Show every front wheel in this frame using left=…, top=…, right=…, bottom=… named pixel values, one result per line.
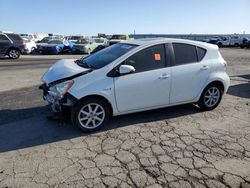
left=198, top=84, right=223, bottom=110
left=71, top=98, right=110, bottom=132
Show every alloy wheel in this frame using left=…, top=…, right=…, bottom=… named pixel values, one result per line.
left=78, top=103, right=105, bottom=129
left=204, top=87, right=220, bottom=107
left=9, top=49, right=20, bottom=59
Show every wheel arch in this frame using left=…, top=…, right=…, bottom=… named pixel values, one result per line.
left=196, top=79, right=227, bottom=102
left=6, top=47, right=21, bottom=55
left=205, top=80, right=225, bottom=93
left=77, top=94, right=114, bottom=116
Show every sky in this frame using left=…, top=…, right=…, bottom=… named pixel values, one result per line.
left=0, top=0, right=249, bottom=35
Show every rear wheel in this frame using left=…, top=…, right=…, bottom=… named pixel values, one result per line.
left=217, top=43, right=222, bottom=48
left=71, top=98, right=110, bottom=132
left=8, top=48, right=20, bottom=59
left=198, top=84, right=223, bottom=110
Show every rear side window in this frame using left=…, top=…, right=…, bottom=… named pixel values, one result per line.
left=197, top=47, right=207, bottom=61
left=173, top=43, right=198, bottom=65
left=0, top=35, right=9, bottom=41
left=6, top=34, right=23, bottom=41
left=123, top=44, right=166, bottom=73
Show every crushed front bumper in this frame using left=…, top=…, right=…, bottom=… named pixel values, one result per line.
left=39, top=84, right=77, bottom=113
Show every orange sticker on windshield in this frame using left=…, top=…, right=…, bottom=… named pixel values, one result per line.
left=154, top=54, right=161, bottom=61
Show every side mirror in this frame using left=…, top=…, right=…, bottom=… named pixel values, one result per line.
left=119, top=65, right=135, bottom=75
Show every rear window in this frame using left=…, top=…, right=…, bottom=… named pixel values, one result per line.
left=6, top=34, right=23, bottom=41
left=173, top=43, right=198, bottom=65
left=197, top=47, right=207, bottom=61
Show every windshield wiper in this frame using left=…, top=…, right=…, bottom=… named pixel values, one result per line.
left=75, top=59, right=95, bottom=69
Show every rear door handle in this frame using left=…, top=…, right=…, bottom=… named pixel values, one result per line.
left=200, top=65, right=209, bottom=70
left=159, top=74, right=170, bottom=79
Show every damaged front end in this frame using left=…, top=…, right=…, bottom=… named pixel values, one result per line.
left=39, top=81, right=77, bottom=113
left=39, top=58, right=92, bottom=113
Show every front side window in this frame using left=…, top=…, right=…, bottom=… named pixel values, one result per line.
left=123, top=44, right=166, bottom=73
left=173, top=43, right=198, bottom=65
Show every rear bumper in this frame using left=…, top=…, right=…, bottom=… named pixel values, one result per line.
left=72, top=48, right=88, bottom=54
left=21, top=48, right=30, bottom=54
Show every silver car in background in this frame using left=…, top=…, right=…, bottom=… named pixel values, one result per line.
left=72, top=38, right=97, bottom=54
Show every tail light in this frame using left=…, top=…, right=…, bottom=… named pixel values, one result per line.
left=21, top=41, right=27, bottom=48
left=223, top=61, right=227, bottom=70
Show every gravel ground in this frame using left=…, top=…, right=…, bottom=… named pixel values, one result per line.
left=0, top=48, right=249, bottom=188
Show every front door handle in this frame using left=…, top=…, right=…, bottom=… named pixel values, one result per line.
left=159, top=74, right=170, bottom=79
left=200, top=65, right=209, bottom=70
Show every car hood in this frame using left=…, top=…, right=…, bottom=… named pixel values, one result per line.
left=42, top=44, right=59, bottom=47
left=37, top=43, right=48, bottom=46
left=110, top=39, right=124, bottom=42
left=74, top=44, right=88, bottom=47
left=42, top=59, right=90, bottom=85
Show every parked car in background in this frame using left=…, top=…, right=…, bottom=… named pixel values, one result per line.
left=20, top=33, right=38, bottom=42
left=65, top=36, right=85, bottom=43
left=35, top=33, right=49, bottom=41
left=208, top=35, right=243, bottom=47
left=92, top=37, right=108, bottom=47
left=109, top=34, right=133, bottom=46
left=39, top=40, right=73, bottom=54
left=240, top=38, right=250, bottom=48
left=72, top=38, right=97, bottom=54
left=40, top=38, right=230, bottom=132
left=0, top=33, right=29, bottom=59
left=229, top=35, right=242, bottom=47
left=22, top=38, right=37, bottom=54
left=36, top=36, right=63, bottom=43
left=214, top=37, right=230, bottom=47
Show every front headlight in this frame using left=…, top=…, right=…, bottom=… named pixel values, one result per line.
left=50, top=80, right=74, bottom=98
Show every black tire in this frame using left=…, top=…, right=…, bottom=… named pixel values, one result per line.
left=31, top=47, right=36, bottom=54
left=217, top=43, right=222, bottom=48
left=198, top=83, right=223, bottom=111
left=8, top=48, right=21, bottom=59
left=71, top=98, right=110, bottom=132
left=57, top=47, right=63, bottom=54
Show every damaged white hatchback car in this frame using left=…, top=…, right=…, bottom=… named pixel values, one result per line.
left=40, top=38, right=230, bottom=132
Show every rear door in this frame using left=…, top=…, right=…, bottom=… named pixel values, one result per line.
left=0, top=34, right=11, bottom=55
left=114, top=44, right=172, bottom=112
left=170, top=43, right=210, bottom=104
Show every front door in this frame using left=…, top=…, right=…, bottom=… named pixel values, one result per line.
left=114, top=44, right=171, bottom=112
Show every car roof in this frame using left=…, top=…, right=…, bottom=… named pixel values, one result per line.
left=123, top=38, right=218, bottom=50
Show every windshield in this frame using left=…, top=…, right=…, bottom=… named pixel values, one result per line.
left=76, top=39, right=88, bottom=44
left=68, top=36, right=82, bottom=40
left=77, top=43, right=137, bottom=69
left=39, top=37, right=50, bottom=43
left=94, top=38, right=104, bottom=43
left=48, top=40, right=63, bottom=44
left=111, top=35, right=127, bottom=40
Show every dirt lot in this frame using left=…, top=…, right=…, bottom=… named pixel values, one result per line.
left=0, top=49, right=249, bottom=188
